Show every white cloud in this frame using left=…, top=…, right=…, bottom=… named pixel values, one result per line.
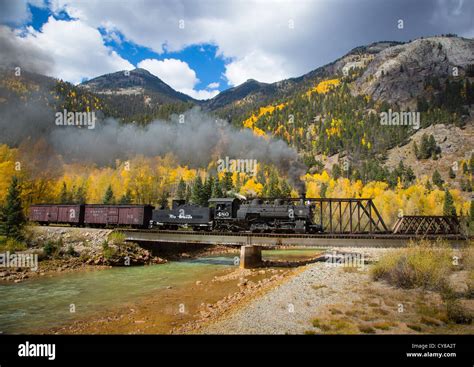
left=224, top=50, right=289, bottom=86
left=137, top=58, right=198, bottom=91
left=0, top=0, right=47, bottom=25
left=207, top=82, right=220, bottom=89
left=20, top=16, right=133, bottom=84
left=137, top=58, right=219, bottom=100
left=180, top=88, right=219, bottom=100
left=47, top=0, right=474, bottom=88
left=49, top=0, right=322, bottom=85
left=5, top=0, right=473, bottom=91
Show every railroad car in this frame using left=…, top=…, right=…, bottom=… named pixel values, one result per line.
left=28, top=198, right=324, bottom=234
left=28, top=204, right=84, bottom=226
left=84, top=204, right=154, bottom=228
left=150, top=200, right=213, bottom=230
left=28, top=204, right=153, bottom=228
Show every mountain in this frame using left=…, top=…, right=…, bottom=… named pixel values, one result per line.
left=204, top=37, right=473, bottom=120
left=202, top=41, right=406, bottom=120
left=0, top=35, right=472, bottom=198
left=204, top=79, right=276, bottom=110
left=351, top=36, right=474, bottom=108
left=207, top=35, right=473, bottom=197
left=80, top=68, right=196, bottom=104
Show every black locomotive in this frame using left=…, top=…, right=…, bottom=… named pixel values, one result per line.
left=150, top=197, right=323, bottom=234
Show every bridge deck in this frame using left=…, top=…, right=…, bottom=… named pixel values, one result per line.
left=122, top=230, right=468, bottom=248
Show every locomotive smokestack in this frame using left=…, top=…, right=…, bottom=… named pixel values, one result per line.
left=300, top=191, right=306, bottom=205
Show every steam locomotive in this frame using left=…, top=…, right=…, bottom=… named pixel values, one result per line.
left=29, top=197, right=324, bottom=234
left=151, top=197, right=323, bottom=233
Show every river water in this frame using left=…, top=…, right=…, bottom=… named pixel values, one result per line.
left=0, top=248, right=322, bottom=334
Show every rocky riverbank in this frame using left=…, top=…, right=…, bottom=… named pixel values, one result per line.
left=184, top=247, right=474, bottom=335
left=0, top=226, right=166, bottom=283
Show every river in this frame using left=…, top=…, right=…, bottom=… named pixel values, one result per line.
left=0, top=248, right=323, bottom=334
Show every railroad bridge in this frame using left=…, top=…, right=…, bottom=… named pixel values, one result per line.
left=121, top=198, right=468, bottom=268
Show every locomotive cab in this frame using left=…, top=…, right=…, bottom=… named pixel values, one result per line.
left=208, top=198, right=240, bottom=219
left=209, top=198, right=243, bottom=231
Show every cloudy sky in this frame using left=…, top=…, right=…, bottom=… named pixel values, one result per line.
left=0, top=0, right=473, bottom=99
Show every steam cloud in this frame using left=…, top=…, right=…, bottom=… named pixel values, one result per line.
left=51, top=108, right=307, bottom=193
left=0, top=99, right=306, bottom=192
left=0, top=26, right=305, bottom=193
left=0, top=26, right=54, bottom=75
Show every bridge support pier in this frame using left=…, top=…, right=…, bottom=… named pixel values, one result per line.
left=240, top=245, right=262, bottom=269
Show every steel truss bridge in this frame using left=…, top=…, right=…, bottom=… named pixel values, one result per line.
left=122, top=198, right=468, bottom=247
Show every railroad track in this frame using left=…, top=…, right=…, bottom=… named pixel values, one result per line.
left=123, top=228, right=468, bottom=240
left=121, top=228, right=469, bottom=247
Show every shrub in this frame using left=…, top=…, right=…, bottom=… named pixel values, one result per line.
left=66, top=244, right=77, bottom=257
left=358, top=324, right=376, bottom=334
left=43, top=239, right=63, bottom=258
left=102, top=240, right=117, bottom=260
left=108, top=231, right=126, bottom=244
left=0, top=238, right=27, bottom=253
left=371, top=240, right=453, bottom=290
left=446, top=300, right=472, bottom=324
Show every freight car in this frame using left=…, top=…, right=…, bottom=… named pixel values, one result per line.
left=28, top=204, right=84, bottom=226
left=28, top=204, right=153, bottom=228
left=83, top=204, right=154, bottom=228
left=29, top=197, right=324, bottom=234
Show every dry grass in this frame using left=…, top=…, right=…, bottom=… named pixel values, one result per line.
left=311, top=284, right=327, bottom=291
left=461, top=245, right=474, bottom=298
left=371, top=240, right=453, bottom=291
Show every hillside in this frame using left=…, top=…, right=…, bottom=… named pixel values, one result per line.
left=0, top=35, right=472, bottom=200
left=384, top=121, right=474, bottom=192
left=352, top=36, right=474, bottom=108
left=80, top=68, right=196, bottom=103
left=227, top=36, right=473, bottom=188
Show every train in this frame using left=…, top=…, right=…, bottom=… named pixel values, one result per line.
left=28, top=197, right=324, bottom=234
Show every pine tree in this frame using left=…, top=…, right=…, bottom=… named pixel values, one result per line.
left=103, top=185, right=115, bottom=204
left=425, top=180, right=433, bottom=191
left=419, top=134, right=429, bottom=159
left=265, top=171, right=281, bottom=198
left=449, top=167, right=456, bottom=179
left=74, top=185, right=87, bottom=204
left=462, top=162, right=469, bottom=174
left=413, top=141, right=420, bottom=159
left=158, top=190, right=169, bottom=209
left=185, top=185, right=192, bottom=202
left=203, top=176, right=213, bottom=205
left=443, top=189, right=456, bottom=216
left=432, top=170, right=444, bottom=188
left=222, top=172, right=233, bottom=193
left=191, top=176, right=204, bottom=205
left=59, top=182, right=69, bottom=204
left=176, top=178, right=187, bottom=200
left=0, top=176, right=25, bottom=240
left=320, top=183, right=328, bottom=198
left=119, top=189, right=132, bottom=204
left=211, top=178, right=223, bottom=198
left=280, top=180, right=292, bottom=198
left=332, top=164, right=342, bottom=179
